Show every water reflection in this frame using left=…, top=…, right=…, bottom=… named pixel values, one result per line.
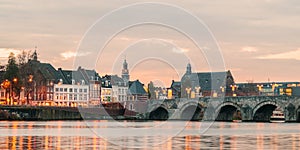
left=0, top=121, right=300, bottom=149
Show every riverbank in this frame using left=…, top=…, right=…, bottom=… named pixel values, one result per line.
left=0, top=106, right=132, bottom=121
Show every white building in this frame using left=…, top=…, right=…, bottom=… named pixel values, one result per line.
left=54, top=82, right=89, bottom=107
left=55, top=67, right=102, bottom=107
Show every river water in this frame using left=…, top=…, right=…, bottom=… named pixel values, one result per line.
left=0, top=120, right=300, bottom=149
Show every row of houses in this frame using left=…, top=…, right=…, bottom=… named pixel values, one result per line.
left=0, top=50, right=147, bottom=107
left=1, top=50, right=299, bottom=107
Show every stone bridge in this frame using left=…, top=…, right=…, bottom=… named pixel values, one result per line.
left=130, top=96, right=300, bottom=122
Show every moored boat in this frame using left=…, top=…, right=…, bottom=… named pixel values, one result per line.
left=270, top=108, right=285, bottom=123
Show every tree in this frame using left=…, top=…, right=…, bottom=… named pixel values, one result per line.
left=3, top=52, right=21, bottom=100
left=4, top=52, right=19, bottom=81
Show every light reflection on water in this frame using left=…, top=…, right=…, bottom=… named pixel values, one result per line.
left=0, top=121, right=300, bottom=149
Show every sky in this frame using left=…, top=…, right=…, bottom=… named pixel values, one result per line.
left=1, top=0, right=300, bottom=87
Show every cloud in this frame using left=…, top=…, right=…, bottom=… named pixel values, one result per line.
left=0, top=48, right=29, bottom=63
left=257, top=48, right=300, bottom=60
left=172, top=47, right=189, bottom=53
left=241, top=46, right=258, bottom=52
left=60, top=51, right=91, bottom=59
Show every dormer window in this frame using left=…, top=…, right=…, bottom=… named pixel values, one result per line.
left=82, top=80, right=85, bottom=85
left=72, top=79, right=75, bottom=85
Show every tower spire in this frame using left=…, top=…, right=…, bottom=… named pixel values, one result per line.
left=122, top=58, right=129, bottom=82
left=33, top=46, right=38, bottom=61
left=186, top=62, right=192, bottom=75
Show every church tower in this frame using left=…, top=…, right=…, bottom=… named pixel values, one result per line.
left=122, top=59, right=130, bottom=82
left=186, top=62, right=192, bottom=75
left=32, top=46, right=39, bottom=62
left=32, top=47, right=37, bottom=61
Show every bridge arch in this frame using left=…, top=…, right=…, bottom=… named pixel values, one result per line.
left=252, top=101, right=279, bottom=122
left=295, top=105, right=300, bottom=122
left=215, top=101, right=242, bottom=121
left=149, top=104, right=169, bottom=120
left=179, top=102, right=203, bottom=121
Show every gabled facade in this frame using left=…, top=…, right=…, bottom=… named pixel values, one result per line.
left=128, top=80, right=148, bottom=101
left=101, top=75, right=112, bottom=103
left=179, top=63, right=235, bottom=98
left=55, top=67, right=101, bottom=107
left=20, top=50, right=59, bottom=105
left=101, top=75, right=128, bottom=103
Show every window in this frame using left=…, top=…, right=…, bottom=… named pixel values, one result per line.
left=69, top=88, right=73, bottom=92
left=84, top=88, right=87, bottom=93
left=60, top=88, right=63, bottom=92
left=74, top=94, right=77, bottom=100
left=55, top=88, right=59, bottom=92
left=79, top=89, right=82, bottom=93
left=129, top=103, right=134, bottom=110
left=69, top=94, right=73, bottom=100
left=74, top=88, right=78, bottom=93
left=64, top=88, right=67, bottom=92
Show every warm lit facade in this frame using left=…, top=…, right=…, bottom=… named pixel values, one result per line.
left=0, top=88, right=6, bottom=105
left=101, top=74, right=129, bottom=103
left=89, top=80, right=101, bottom=105
left=101, top=77, right=112, bottom=103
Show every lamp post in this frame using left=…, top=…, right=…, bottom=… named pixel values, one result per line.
left=154, top=89, right=159, bottom=99
left=11, top=78, right=17, bottom=105
left=195, top=86, right=201, bottom=97
left=257, top=84, right=263, bottom=96
left=28, top=75, right=36, bottom=101
left=230, top=85, right=238, bottom=97
left=220, top=86, right=225, bottom=97
left=2, top=79, right=10, bottom=105
left=185, top=87, right=191, bottom=99
left=2, top=78, right=18, bottom=105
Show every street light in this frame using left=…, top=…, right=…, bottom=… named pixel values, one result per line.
left=230, top=85, right=238, bottom=97
left=28, top=75, right=36, bottom=101
left=257, top=84, right=263, bottom=96
left=195, top=86, right=201, bottom=97
left=2, top=78, right=18, bottom=105
left=2, top=79, right=10, bottom=105
left=271, top=83, right=278, bottom=96
left=220, top=86, right=225, bottom=93
left=11, top=78, right=18, bottom=105
left=185, top=87, right=191, bottom=99
left=154, top=89, right=159, bottom=99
